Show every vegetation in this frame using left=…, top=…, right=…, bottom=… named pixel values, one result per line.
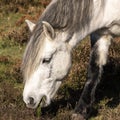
left=0, top=0, right=120, bottom=120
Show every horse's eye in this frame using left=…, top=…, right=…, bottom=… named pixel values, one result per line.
left=42, top=58, right=51, bottom=64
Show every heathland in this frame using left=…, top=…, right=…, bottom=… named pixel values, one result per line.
left=0, top=0, right=120, bottom=120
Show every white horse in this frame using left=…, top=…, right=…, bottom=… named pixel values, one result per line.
left=22, top=0, right=120, bottom=119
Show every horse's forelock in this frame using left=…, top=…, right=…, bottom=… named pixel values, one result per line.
left=21, top=33, right=45, bottom=81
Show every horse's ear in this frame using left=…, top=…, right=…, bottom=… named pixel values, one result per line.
left=25, top=19, right=36, bottom=32
left=42, top=21, right=55, bottom=40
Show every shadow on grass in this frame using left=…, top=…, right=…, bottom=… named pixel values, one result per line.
left=96, top=57, right=120, bottom=108
left=38, top=88, right=82, bottom=118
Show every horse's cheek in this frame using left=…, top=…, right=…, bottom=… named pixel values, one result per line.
left=52, top=52, right=71, bottom=79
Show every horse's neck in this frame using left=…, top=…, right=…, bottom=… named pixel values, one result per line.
left=68, top=5, right=106, bottom=48
left=68, top=25, right=99, bottom=48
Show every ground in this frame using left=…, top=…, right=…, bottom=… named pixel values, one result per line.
left=0, top=0, right=120, bottom=120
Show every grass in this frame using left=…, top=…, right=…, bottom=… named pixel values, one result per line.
left=0, top=0, right=120, bottom=120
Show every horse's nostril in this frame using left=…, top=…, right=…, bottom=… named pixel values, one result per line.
left=29, top=97, right=34, bottom=105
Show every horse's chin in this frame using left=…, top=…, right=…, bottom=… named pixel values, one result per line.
left=39, top=95, right=51, bottom=107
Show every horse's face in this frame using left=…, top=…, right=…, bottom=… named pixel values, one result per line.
left=23, top=21, right=72, bottom=109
